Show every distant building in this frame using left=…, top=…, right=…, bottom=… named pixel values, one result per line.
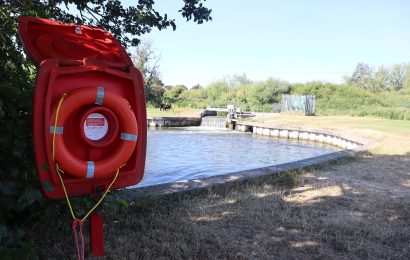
left=281, top=95, right=316, bottom=115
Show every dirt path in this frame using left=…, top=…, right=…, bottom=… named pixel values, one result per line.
left=281, top=154, right=410, bottom=259
left=87, top=155, right=408, bottom=259
left=298, top=154, right=410, bottom=198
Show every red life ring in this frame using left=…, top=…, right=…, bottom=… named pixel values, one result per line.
left=50, top=87, right=138, bottom=179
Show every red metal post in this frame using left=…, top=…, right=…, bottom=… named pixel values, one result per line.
left=90, top=212, right=104, bottom=256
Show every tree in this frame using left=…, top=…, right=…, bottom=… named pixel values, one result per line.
left=348, top=63, right=408, bottom=92
left=388, top=64, right=406, bottom=91
left=147, top=83, right=166, bottom=106
left=347, top=63, right=375, bottom=91
left=374, top=65, right=390, bottom=91
left=191, top=84, right=202, bottom=89
left=248, top=77, right=289, bottom=106
left=402, top=64, right=410, bottom=91
left=133, top=40, right=161, bottom=83
left=227, top=73, right=252, bottom=87
left=132, top=39, right=165, bottom=106
left=0, top=1, right=212, bottom=258
left=1, top=0, right=212, bottom=47
left=235, top=89, right=247, bottom=103
left=163, top=85, right=174, bottom=90
left=164, top=85, right=188, bottom=102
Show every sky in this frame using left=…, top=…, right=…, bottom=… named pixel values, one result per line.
left=127, top=0, right=410, bottom=88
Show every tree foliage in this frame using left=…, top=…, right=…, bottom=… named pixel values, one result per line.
left=163, top=85, right=188, bottom=102
left=248, top=77, right=289, bottom=105
left=177, top=77, right=290, bottom=109
left=174, top=63, right=410, bottom=119
left=347, top=62, right=409, bottom=92
left=132, top=39, right=165, bottom=106
left=348, top=63, right=374, bottom=89
left=1, top=0, right=212, bottom=47
left=133, top=40, right=161, bottom=83
left=0, top=0, right=211, bottom=258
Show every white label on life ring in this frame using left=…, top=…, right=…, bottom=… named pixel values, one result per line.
left=83, top=113, right=108, bottom=141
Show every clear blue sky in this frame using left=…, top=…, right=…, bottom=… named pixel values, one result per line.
left=130, top=0, right=410, bottom=87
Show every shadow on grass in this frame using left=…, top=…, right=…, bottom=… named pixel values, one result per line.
left=34, top=154, right=410, bottom=259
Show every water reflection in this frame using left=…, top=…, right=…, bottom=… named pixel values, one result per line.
left=136, top=127, right=338, bottom=187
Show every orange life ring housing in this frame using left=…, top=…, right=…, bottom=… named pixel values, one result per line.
left=50, top=87, right=138, bottom=179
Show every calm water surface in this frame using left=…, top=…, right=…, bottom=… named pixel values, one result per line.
left=136, top=127, right=338, bottom=187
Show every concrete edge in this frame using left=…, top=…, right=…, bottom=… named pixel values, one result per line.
left=124, top=149, right=358, bottom=200
left=147, top=116, right=202, bottom=120
left=147, top=116, right=201, bottom=127
left=236, top=122, right=376, bottom=151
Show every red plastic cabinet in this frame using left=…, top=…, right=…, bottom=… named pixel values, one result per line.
left=18, top=16, right=147, bottom=199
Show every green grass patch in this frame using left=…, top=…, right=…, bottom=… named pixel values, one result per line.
left=146, top=106, right=203, bottom=117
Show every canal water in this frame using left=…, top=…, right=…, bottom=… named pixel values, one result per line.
left=135, top=127, right=339, bottom=188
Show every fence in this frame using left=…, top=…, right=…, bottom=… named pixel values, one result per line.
left=281, top=95, right=316, bottom=115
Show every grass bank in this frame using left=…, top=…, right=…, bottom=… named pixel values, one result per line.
left=249, top=115, right=410, bottom=155
left=147, top=106, right=203, bottom=118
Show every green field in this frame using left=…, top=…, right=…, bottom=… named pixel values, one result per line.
left=146, top=106, right=203, bottom=118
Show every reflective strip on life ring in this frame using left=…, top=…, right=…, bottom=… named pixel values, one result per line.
left=50, top=87, right=138, bottom=179
left=95, top=86, right=104, bottom=105
left=86, top=161, right=95, bottom=179
left=50, top=126, right=64, bottom=134
left=120, top=133, right=138, bottom=141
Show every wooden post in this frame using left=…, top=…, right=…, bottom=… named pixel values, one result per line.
left=90, top=212, right=104, bottom=256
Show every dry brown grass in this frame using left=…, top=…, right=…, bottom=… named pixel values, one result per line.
left=35, top=154, right=410, bottom=259
left=147, top=107, right=203, bottom=118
